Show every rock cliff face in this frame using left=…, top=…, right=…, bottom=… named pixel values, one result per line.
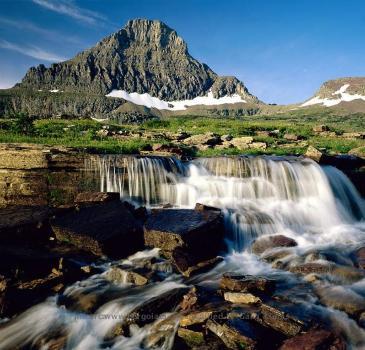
left=19, top=19, right=256, bottom=102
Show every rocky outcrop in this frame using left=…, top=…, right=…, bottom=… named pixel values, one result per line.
left=0, top=144, right=93, bottom=207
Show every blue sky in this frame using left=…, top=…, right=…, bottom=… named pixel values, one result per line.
left=0, top=0, right=364, bottom=104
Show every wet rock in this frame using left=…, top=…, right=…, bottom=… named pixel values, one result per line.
left=144, top=208, right=224, bottom=275
left=105, top=267, right=148, bottom=286
left=177, top=328, right=205, bottom=347
left=355, top=247, right=365, bottom=269
left=260, top=304, right=305, bottom=337
left=144, top=313, right=180, bottom=348
left=224, top=292, right=261, bottom=304
left=251, top=235, right=297, bottom=255
left=289, top=263, right=333, bottom=275
left=180, top=287, right=199, bottom=311
left=305, top=146, right=323, bottom=162
left=207, top=317, right=283, bottom=350
left=51, top=201, right=143, bottom=259
left=171, top=251, right=223, bottom=277
left=279, top=328, right=346, bottom=350
left=1, top=271, right=65, bottom=317
left=220, top=274, right=275, bottom=295
left=315, top=285, right=365, bottom=316
left=180, top=310, right=213, bottom=327
left=126, top=286, right=190, bottom=326
left=74, top=192, right=120, bottom=206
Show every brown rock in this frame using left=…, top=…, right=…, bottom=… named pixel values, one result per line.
left=74, top=192, right=120, bottom=205
left=251, top=235, right=297, bottom=255
left=313, top=125, right=330, bottom=133
left=180, top=310, right=213, bottom=327
left=224, top=292, right=261, bottom=304
left=220, top=274, right=275, bottom=294
left=284, top=134, right=301, bottom=141
left=260, top=304, right=305, bottom=337
left=305, top=146, right=323, bottom=162
left=355, top=247, right=365, bottom=269
left=289, top=263, right=333, bottom=275
left=279, top=328, right=346, bottom=350
left=105, top=267, right=148, bottom=286
left=177, top=328, right=205, bottom=347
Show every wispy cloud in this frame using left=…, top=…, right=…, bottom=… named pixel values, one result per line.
left=0, top=17, right=82, bottom=44
left=0, top=39, right=66, bottom=62
left=32, top=0, right=107, bottom=25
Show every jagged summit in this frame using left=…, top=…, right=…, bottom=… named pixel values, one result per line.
left=19, top=18, right=258, bottom=104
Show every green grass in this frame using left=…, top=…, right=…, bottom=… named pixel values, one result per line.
left=0, top=115, right=363, bottom=156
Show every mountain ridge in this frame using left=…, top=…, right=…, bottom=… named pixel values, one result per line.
left=18, top=18, right=258, bottom=104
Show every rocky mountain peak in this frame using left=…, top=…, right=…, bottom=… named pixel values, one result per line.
left=18, top=18, right=258, bottom=103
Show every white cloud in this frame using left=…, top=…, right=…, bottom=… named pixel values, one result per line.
left=32, top=0, right=107, bottom=25
left=0, top=39, right=66, bottom=62
left=0, top=17, right=82, bottom=44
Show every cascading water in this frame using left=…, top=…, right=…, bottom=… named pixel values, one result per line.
left=1, top=155, right=365, bottom=349
left=90, top=155, right=365, bottom=251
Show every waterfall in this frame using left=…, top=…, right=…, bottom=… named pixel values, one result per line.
left=1, top=155, right=364, bottom=350
left=87, top=155, right=365, bottom=251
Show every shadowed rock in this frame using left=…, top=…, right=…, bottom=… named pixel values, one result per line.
left=52, top=201, right=143, bottom=258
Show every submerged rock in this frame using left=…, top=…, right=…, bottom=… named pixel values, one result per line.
left=51, top=201, right=143, bottom=259
left=251, top=235, right=297, bottom=255
left=315, top=285, right=365, bottom=317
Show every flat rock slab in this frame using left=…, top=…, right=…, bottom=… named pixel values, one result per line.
left=144, top=209, right=224, bottom=256
left=220, top=273, right=275, bottom=294
left=51, top=201, right=143, bottom=258
left=75, top=192, right=120, bottom=206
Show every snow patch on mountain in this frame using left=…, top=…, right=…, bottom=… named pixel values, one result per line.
left=106, top=90, right=246, bottom=110
left=301, top=84, right=365, bottom=107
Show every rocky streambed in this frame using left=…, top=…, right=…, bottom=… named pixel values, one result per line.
left=0, top=144, right=365, bottom=349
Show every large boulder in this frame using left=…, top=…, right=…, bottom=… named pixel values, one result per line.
left=144, top=207, right=224, bottom=275
left=251, top=235, right=297, bottom=255
left=51, top=201, right=143, bottom=258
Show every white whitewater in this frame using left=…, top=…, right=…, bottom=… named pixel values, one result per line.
left=1, top=155, right=365, bottom=349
